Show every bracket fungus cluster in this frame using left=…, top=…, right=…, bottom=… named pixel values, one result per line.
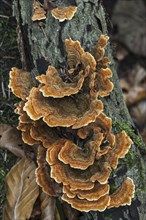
left=9, top=35, right=135, bottom=212
left=32, top=0, right=77, bottom=22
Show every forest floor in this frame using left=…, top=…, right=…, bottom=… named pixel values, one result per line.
left=0, top=0, right=146, bottom=219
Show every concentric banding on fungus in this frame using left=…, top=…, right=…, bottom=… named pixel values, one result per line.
left=65, top=39, right=96, bottom=71
left=106, top=131, right=133, bottom=169
left=36, top=66, right=89, bottom=98
left=50, top=159, right=111, bottom=191
left=36, top=146, right=59, bottom=196
left=24, top=87, right=103, bottom=128
left=62, top=194, right=111, bottom=212
left=63, top=183, right=109, bottom=201
left=58, top=139, right=96, bottom=170
left=94, top=68, right=114, bottom=97
left=51, top=6, right=77, bottom=22
left=92, top=35, right=109, bottom=62
left=15, top=101, right=32, bottom=124
left=108, top=177, right=135, bottom=208
left=9, top=67, right=35, bottom=101
left=17, top=123, right=38, bottom=146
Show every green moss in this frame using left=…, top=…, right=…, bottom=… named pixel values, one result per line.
left=113, top=120, right=146, bottom=192
left=124, top=151, right=134, bottom=169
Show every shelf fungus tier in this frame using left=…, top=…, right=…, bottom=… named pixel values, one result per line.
left=9, top=35, right=135, bottom=212
left=43, top=120, right=134, bottom=211
left=9, top=67, right=35, bottom=101
left=51, top=6, right=77, bottom=22
left=36, top=146, right=61, bottom=196
left=32, top=0, right=46, bottom=21
left=24, top=87, right=103, bottom=128
left=36, top=65, right=89, bottom=98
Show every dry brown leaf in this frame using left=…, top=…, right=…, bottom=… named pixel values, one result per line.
left=0, top=124, right=26, bottom=158
left=112, top=0, right=146, bottom=56
left=55, top=208, right=61, bottom=220
left=62, top=201, right=80, bottom=220
left=40, top=191, right=61, bottom=220
left=3, top=158, right=39, bottom=220
left=40, top=191, right=56, bottom=220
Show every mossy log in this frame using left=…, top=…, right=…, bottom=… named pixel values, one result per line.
left=12, top=0, right=146, bottom=219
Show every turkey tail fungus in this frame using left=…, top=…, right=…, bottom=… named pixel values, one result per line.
left=9, top=35, right=135, bottom=212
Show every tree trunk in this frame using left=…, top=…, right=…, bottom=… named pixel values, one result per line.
left=13, top=0, right=146, bottom=219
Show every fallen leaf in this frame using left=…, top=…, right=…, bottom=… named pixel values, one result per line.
left=126, top=86, right=146, bottom=106
left=0, top=124, right=26, bottom=157
left=62, top=201, right=80, bottom=220
left=3, top=158, right=39, bottom=220
left=130, top=101, right=146, bottom=129
left=55, top=208, right=61, bottom=220
left=40, top=191, right=56, bottom=220
left=112, top=0, right=146, bottom=56
left=40, top=190, right=61, bottom=220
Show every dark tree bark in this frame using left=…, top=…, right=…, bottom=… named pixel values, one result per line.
left=13, top=0, right=146, bottom=219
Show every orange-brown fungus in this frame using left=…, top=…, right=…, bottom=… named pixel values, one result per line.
left=30, top=122, right=59, bottom=148
left=24, top=87, right=103, bottom=128
left=63, top=183, right=109, bottom=201
left=51, top=6, right=77, bottom=22
left=15, top=101, right=60, bottom=147
left=65, top=39, right=96, bottom=71
left=58, top=139, right=96, bottom=170
left=62, top=194, right=111, bottom=212
left=18, top=123, right=39, bottom=146
left=9, top=67, right=35, bottom=101
left=92, top=34, right=109, bottom=62
left=32, top=0, right=46, bottom=21
left=15, top=101, right=32, bottom=124
left=36, top=146, right=60, bottom=196
left=107, top=131, right=133, bottom=169
left=9, top=35, right=135, bottom=212
left=94, top=68, right=114, bottom=97
left=36, top=66, right=88, bottom=98
left=108, top=177, right=135, bottom=208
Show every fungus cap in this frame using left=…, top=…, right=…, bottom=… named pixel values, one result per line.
left=63, top=183, right=109, bottom=201
left=62, top=194, right=111, bottom=212
left=51, top=6, right=77, bottom=22
left=107, top=131, right=133, bottom=169
left=15, top=101, right=32, bottom=124
left=92, top=35, right=109, bottom=62
left=32, top=0, right=46, bottom=21
left=50, top=163, right=94, bottom=190
left=108, top=177, right=135, bottom=208
left=24, top=87, right=103, bottom=128
left=17, top=123, right=38, bottom=146
left=36, top=146, right=58, bottom=196
left=65, top=39, right=96, bottom=71
left=9, top=67, right=35, bottom=101
left=30, top=122, right=59, bottom=148
left=94, top=68, right=114, bottom=97
left=58, top=139, right=96, bottom=170
left=36, top=66, right=88, bottom=98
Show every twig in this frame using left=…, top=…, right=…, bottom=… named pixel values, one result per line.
left=1, top=81, right=7, bottom=99
left=2, top=0, right=11, bottom=8
left=2, top=56, right=16, bottom=60
left=0, top=14, right=9, bottom=19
